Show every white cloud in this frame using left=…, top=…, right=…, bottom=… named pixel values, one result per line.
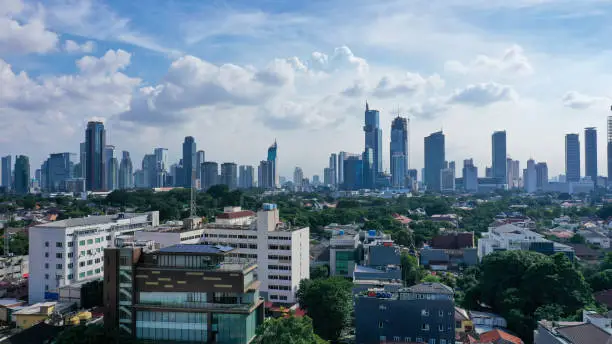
left=562, top=91, right=609, bottom=110
left=444, top=45, right=533, bottom=77
left=0, top=0, right=58, bottom=54
left=448, top=82, right=518, bottom=106
left=373, top=72, right=444, bottom=98
left=342, top=80, right=368, bottom=98
left=64, top=39, right=95, bottom=53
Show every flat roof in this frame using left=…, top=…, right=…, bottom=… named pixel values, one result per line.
left=36, top=213, right=146, bottom=229
left=158, top=244, right=234, bottom=255
left=0, top=298, right=23, bottom=306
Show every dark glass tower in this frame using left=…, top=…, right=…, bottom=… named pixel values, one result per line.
left=585, top=127, right=598, bottom=184
left=182, top=136, right=196, bottom=188
left=390, top=116, right=409, bottom=187
left=14, top=155, right=30, bottom=195
left=424, top=131, right=445, bottom=192
left=85, top=121, right=106, bottom=191
left=364, top=102, right=382, bottom=175
left=492, top=131, right=507, bottom=183
left=565, top=133, right=581, bottom=182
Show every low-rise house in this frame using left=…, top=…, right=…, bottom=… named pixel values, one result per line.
left=420, top=247, right=478, bottom=271
left=583, top=310, right=612, bottom=334
left=475, top=329, right=523, bottom=344
left=430, top=214, right=459, bottom=228
left=13, top=302, right=57, bottom=329
left=329, top=230, right=359, bottom=277
left=469, top=310, right=507, bottom=333
left=0, top=298, right=26, bottom=323
left=577, top=230, right=610, bottom=248
left=534, top=320, right=612, bottom=344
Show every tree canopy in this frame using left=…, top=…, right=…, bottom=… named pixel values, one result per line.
left=255, top=316, right=328, bottom=344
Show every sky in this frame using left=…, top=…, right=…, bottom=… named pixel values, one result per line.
left=1, top=0, right=612, bottom=180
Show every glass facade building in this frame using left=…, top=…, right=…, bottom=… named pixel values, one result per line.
left=585, top=127, right=597, bottom=184
left=85, top=121, right=106, bottom=191
left=565, top=133, right=581, bottom=182
left=424, top=131, right=445, bottom=192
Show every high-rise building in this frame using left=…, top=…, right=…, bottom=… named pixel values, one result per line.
left=267, top=141, right=279, bottom=188
left=424, top=131, right=445, bottom=192
left=202, top=162, right=219, bottom=190
left=238, top=165, right=254, bottom=189
left=462, top=159, right=478, bottom=192
left=362, top=148, right=375, bottom=189
left=154, top=148, right=168, bottom=188
left=565, top=133, right=581, bottom=182
left=182, top=136, right=196, bottom=187
left=329, top=153, right=337, bottom=186
left=142, top=154, right=157, bottom=188
left=43, top=153, right=73, bottom=192
left=118, top=151, right=133, bottom=189
left=585, top=127, right=598, bottom=184
left=608, top=115, right=612, bottom=184
left=104, top=243, right=264, bottom=343
left=105, top=145, right=117, bottom=191
left=220, top=163, right=238, bottom=190
left=195, top=150, right=205, bottom=185
left=258, top=160, right=273, bottom=190
left=1, top=155, right=11, bottom=190
left=323, top=168, right=335, bottom=186
left=535, top=162, right=549, bottom=190
left=485, top=166, right=493, bottom=178
left=85, top=121, right=106, bottom=191
left=440, top=167, right=455, bottom=192
left=78, top=142, right=86, bottom=179
left=14, top=155, right=30, bottom=195
left=523, top=159, right=537, bottom=193
left=390, top=116, right=409, bottom=188
left=364, top=102, right=383, bottom=175
left=492, top=131, right=507, bottom=183
left=338, top=151, right=346, bottom=185
left=293, top=167, right=304, bottom=190
left=343, top=154, right=363, bottom=191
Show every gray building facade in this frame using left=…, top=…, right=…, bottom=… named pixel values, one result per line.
left=585, top=127, right=598, bottom=184
left=492, top=131, right=507, bottom=183
left=85, top=121, right=106, bottom=191
left=202, top=162, right=219, bottom=190
left=1, top=155, right=12, bottom=190
left=565, top=133, right=581, bottom=182
left=220, top=162, right=238, bottom=190
left=424, top=131, right=445, bottom=192
left=182, top=136, right=196, bottom=187
left=364, top=103, right=383, bottom=175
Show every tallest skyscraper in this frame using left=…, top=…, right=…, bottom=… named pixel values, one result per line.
left=182, top=136, right=196, bottom=188
left=364, top=102, right=383, bottom=176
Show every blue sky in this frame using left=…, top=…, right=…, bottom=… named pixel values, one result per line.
left=1, top=0, right=612, bottom=179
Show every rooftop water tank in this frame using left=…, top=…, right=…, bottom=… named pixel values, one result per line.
left=368, top=230, right=376, bottom=237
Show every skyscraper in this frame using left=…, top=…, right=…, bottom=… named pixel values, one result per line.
left=267, top=141, right=279, bottom=188
left=182, top=136, right=196, bottom=187
left=424, top=131, right=445, bottom=192
left=492, top=131, right=507, bottom=182
left=258, top=161, right=273, bottom=189
left=202, top=162, right=219, bottom=190
left=523, top=159, right=537, bottom=193
left=154, top=148, right=168, bottom=188
left=85, top=121, right=106, bottom=191
left=462, top=159, right=478, bottom=192
left=14, top=155, right=30, bottom=195
left=608, top=115, right=612, bottom=184
left=565, top=133, right=581, bottom=182
left=220, top=163, right=238, bottom=190
left=535, top=162, right=549, bottom=190
left=294, top=167, right=304, bottom=190
left=43, top=153, right=73, bottom=192
left=196, top=150, right=205, bottom=185
left=364, top=102, right=383, bottom=175
left=585, top=127, right=598, bottom=184
left=362, top=148, right=375, bottom=189
left=343, top=154, right=363, bottom=191
left=329, top=153, right=337, bottom=186
left=238, top=165, right=254, bottom=189
left=390, top=116, right=409, bottom=188
left=337, top=151, right=346, bottom=185
left=1, top=155, right=12, bottom=190
left=79, top=142, right=86, bottom=179
left=105, top=145, right=117, bottom=191
left=118, top=151, right=133, bottom=189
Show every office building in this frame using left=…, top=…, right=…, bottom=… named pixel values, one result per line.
left=43, top=153, right=73, bottom=192
left=323, top=168, right=335, bottom=186
left=343, top=154, right=363, bottom=191
left=202, top=162, right=219, bottom=190
left=196, top=150, right=205, bottom=184
left=104, top=243, right=263, bottom=343
left=141, top=154, right=157, bottom=189
left=182, top=136, right=196, bottom=187
left=267, top=141, right=279, bottom=188
left=238, top=165, right=254, bottom=189
left=220, top=163, right=238, bottom=190
left=440, top=167, right=455, bottom=192
left=523, top=159, right=537, bottom=193
left=78, top=142, right=86, bottom=179
left=565, top=133, right=581, bottom=182
left=492, top=131, right=507, bottom=182
left=293, top=167, right=304, bottom=190
left=485, top=167, right=493, bottom=178
left=355, top=283, right=455, bottom=344
left=153, top=148, right=168, bottom=188
left=608, top=116, right=612, bottom=184
left=390, top=116, right=409, bottom=188
left=119, top=151, right=133, bottom=189
left=104, top=145, right=117, bottom=191
left=1, top=155, right=11, bottom=190
left=363, top=148, right=375, bottom=189
left=85, top=121, right=106, bottom=191
left=585, top=127, right=598, bottom=184
left=536, top=162, right=549, bottom=190
left=200, top=204, right=309, bottom=304
left=258, top=161, right=273, bottom=190
left=506, top=158, right=520, bottom=189
left=462, top=159, right=478, bottom=192
left=424, top=131, right=445, bottom=192
left=338, top=151, right=346, bottom=185
left=28, top=211, right=160, bottom=303
left=328, top=153, right=337, bottom=186
left=364, top=102, right=383, bottom=176
left=328, top=227, right=359, bottom=278
left=14, top=155, right=30, bottom=195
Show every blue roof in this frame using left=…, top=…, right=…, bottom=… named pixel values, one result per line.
left=0, top=298, right=22, bottom=306
left=354, top=265, right=387, bottom=274
left=158, top=244, right=234, bottom=254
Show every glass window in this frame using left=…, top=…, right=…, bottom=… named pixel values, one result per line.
left=45, top=252, right=49, bottom=258
left=79, top=272, right=85, bottom=278
left=56, top=264, right=62, bottom=269
left=68, top=241, right=73, bottom=247
left=87, top=270, right=93, bottom=276
left=79, top=240, right=85, bottom=246
left=67, top=252, right=73, bottom=258
left=439, top=324, right=444, bottom=331
left=87, top=239, right=93, bottom=245
left=68, top=274, right=73, bottom=280
left=45, top=242, right=49, bottom=247
left=422, top=324, right=429, bottom=331
left=45, top=274, right=49, bottom=280
left=44, top=263, right=49, bottom=269
left=56, top=253, right=63, bottom=258
left=379, top=321, right=384, bottom=328
left=68, top=263, right=73, bottom=268
left=56, top=242, right=63, bottom=247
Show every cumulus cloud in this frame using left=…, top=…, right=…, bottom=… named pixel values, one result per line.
left=64, top=39, right=95, bottom=53
left=261, top=98, right=347, bottom=130
left=562, top=91, right=608, bottom=110
left=373, top=72, right=444, bottom=98
left=448, top=82, right=518, bottom=106
left=444, top=45, right=533, bottom=77
left=342, top=80, right=368, bottom=98
left=0, top=1, right=59, bottom=54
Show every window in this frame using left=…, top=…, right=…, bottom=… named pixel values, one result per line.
left=439, top=310, right=444, bottom=317
left=68, top=252, right=73, bottom=258
left=440, top=340, right=447, bottom=344
left=56, top=264, right=62, bottom=269
left=79, top=240, right=85, bottom=246
left=45, top=285, right=49, bottom=291
left=68, top=241, right=74, bottom=247
left=87, top=239, right=93, bottom=245
left=95, top=268, right=101, bottom=274
left=68, top=263, right=73, bottom=268
left=379, top=304, right=387, bottom=311
left=421, top=324, right=429, bottom=331
left=87, top=260, right=93, bottom=265
left=96, top=248, right=101, bottom=253
left=80, top=250, right=85, bottom=256
left=279, top=296, right=288, bottom=301
left=379, top=321, right=384, bottom=329
left=379, top=336, right=386, bottom=342
left=438, top=324, right=444, bottom=332
left=44, top=263, right=49, bottom=269
left=79, top=272, right=85, bottom=278
left=421, top=309, right=429, bottom=316
left=95, top=238, right=101, bottom=243
left=56, top=253, right=63, bottom=258
left=87, top=270, right=93, bottom=276
left=416, top=338, right=423, bottom=343
left=79, top=262, right=85, bottom=267
left=44, top=274, right=49, bottom=280
left=95, top=258, right=101, bottom=264
left=45, top=252, right=49, bottom=258
left=393, top=336, right=400, bottom=342
left=405, top=338, right=411, bottom=343
left=45, top=241, right=49, bottom=247
left=56, top=242, right=63, bottom=248
left=68, top=274, right=73, bottom=280
left=106, top=235, right=111, bottom=240
left=429, top=339, right=436, bottom=344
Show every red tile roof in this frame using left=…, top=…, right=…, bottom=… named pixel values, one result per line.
left=216, top=210, right=255, bottom=219
left=476, top=329, right=523, bottom=344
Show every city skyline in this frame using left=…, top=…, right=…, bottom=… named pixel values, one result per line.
left=1, top=1, right=612, bottom=178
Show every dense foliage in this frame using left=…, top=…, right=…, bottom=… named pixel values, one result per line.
left=457, top=251, right=592, bottom=342
left=296, top=277, right=353, bottom=341
left=255, top=316, right=328, bottom=344
left=55, top=324, right=142, bottom=344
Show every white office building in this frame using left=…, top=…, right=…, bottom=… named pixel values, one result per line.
left=200, top=204, right=309, bottom=304
left=28, top=212, right=159, bottom=303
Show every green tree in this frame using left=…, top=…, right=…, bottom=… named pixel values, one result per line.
left=310, top=265, right=329, bottom=280
left=255, top=316, right=328, bottom=344
left=569, top=234, right=586, bottom=244
left=55, top=324, right=141, bottom=344
left=296, top=277, right=353, bottom=341
left=392, top=229, right=413, bottom=248
left=421, top=274, right=441, bottom=283
left=587, top=269, right=612, bottom=292
left=400, top=252, right=422, bottom=286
